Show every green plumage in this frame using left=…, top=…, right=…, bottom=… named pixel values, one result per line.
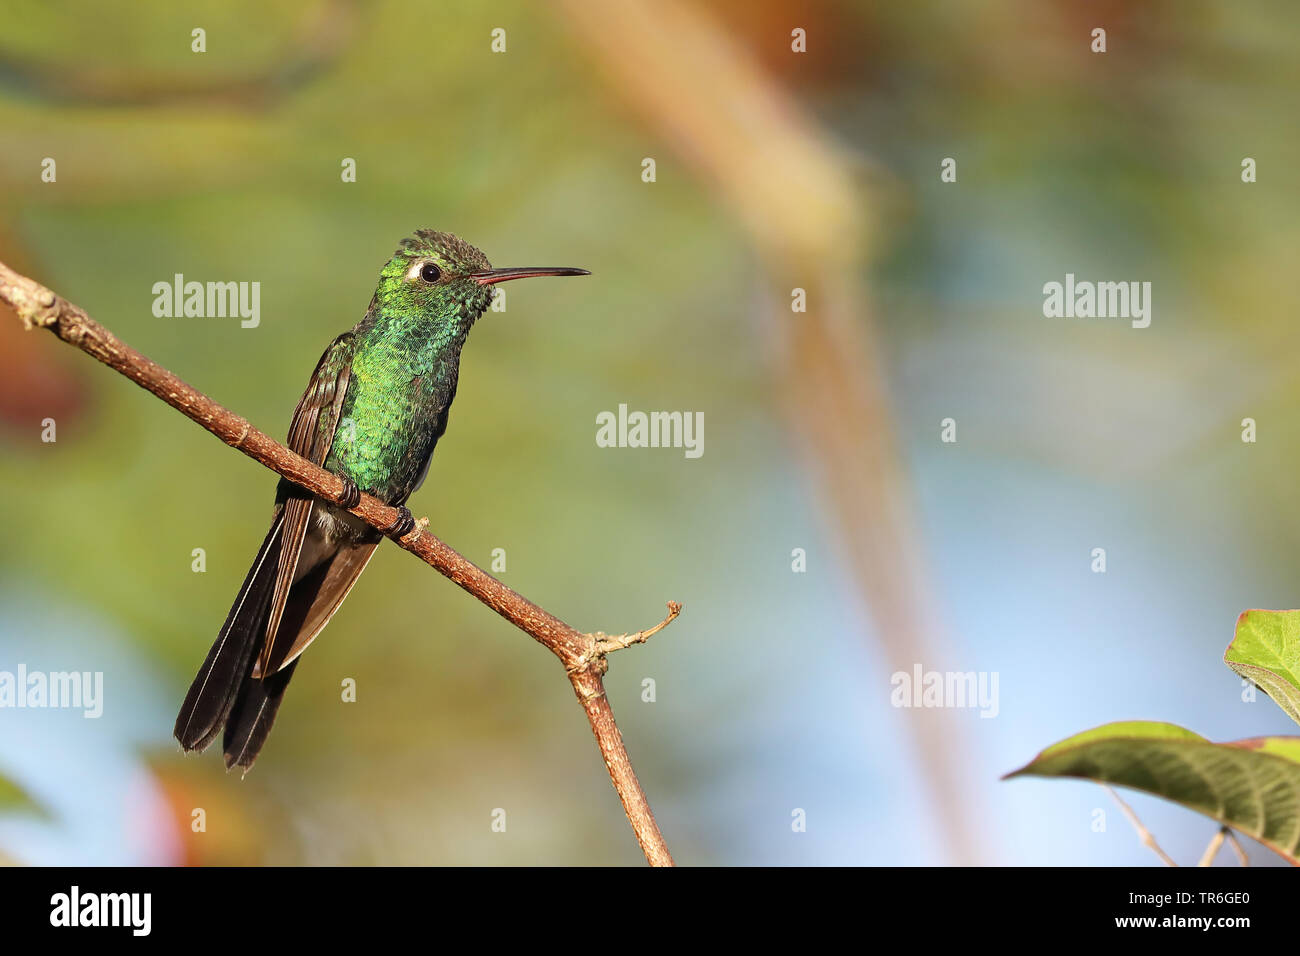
left=321, top=230, right=493, bottom=501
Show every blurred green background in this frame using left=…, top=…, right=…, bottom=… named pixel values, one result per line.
left=1, top=0, right=1297, bottom=865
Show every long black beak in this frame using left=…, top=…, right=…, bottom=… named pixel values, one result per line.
left=470, top=267, right=590, bottom=286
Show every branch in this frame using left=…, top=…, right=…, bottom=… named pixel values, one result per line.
left=1225, top=828, right=1250, bottom=866
left=1105, top=786, right=1177, bottom=867
left=1197, top=827, right=1227, bottom=867
left=1197, top=825, right=1250, bottom=867
left=0, top=259, right=679, bottom=867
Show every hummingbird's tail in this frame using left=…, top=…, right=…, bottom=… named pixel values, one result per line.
left=222, top=658, right=298, bottom=770
left=219, top=532, right=378, bottom=769
left=174, top=514, right=284, bottom=758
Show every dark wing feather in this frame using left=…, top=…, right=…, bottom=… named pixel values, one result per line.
left=177, top=331, right=362, bottom=768
left=262, top=536, right=379, bottom=676
left=255, top=334, right=354, bottom=678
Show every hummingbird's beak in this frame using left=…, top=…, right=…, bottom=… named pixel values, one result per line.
left=470, top=267, right=590, bottom=286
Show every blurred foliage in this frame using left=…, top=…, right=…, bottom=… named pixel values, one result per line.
left=0, top=772, right=43, bottom=817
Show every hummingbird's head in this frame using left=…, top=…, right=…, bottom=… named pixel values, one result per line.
left=375, top=228, right=589, bottom=327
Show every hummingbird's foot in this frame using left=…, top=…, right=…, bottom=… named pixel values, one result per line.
left=383, top=505, right=416, bottom=538
left=337, top=475, right=362, bottom=510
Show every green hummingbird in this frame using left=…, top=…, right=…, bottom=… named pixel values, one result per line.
left=174, top=229, right=588, bottom=770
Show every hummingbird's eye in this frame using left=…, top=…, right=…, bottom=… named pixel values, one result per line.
left=419, top=263, right=442, bottom=283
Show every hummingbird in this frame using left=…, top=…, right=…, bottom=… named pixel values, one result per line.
left=174, top=229, right=588, bottom=771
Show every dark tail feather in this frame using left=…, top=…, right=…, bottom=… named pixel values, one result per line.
left=223, top=659, right=298, bottom=771
left=219, top=549, right=335, bottom=770
left=174, top=515, right=283, bottom=752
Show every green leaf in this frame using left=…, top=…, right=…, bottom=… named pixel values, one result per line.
left=1225, top=610, right=1300, bottom=727
left=1005, top=720, right=1300, bottom=865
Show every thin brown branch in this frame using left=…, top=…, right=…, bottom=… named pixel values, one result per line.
left=587, top=601, right=683, bottom=657
left=0, top=259, right=678, bottom=867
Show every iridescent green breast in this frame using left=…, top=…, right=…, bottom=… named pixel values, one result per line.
left=324, top=318, right=463, bottom=503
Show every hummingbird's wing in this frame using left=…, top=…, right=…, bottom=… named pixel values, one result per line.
left=255, top=333, right=356, bottom=678
left=179, top=325, right=395, bottom=769
left=176, top=333, right=358, bottom=761
left=222, top=329, right=390, bottom=770
left=259, top=531, right=379, bottom=675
